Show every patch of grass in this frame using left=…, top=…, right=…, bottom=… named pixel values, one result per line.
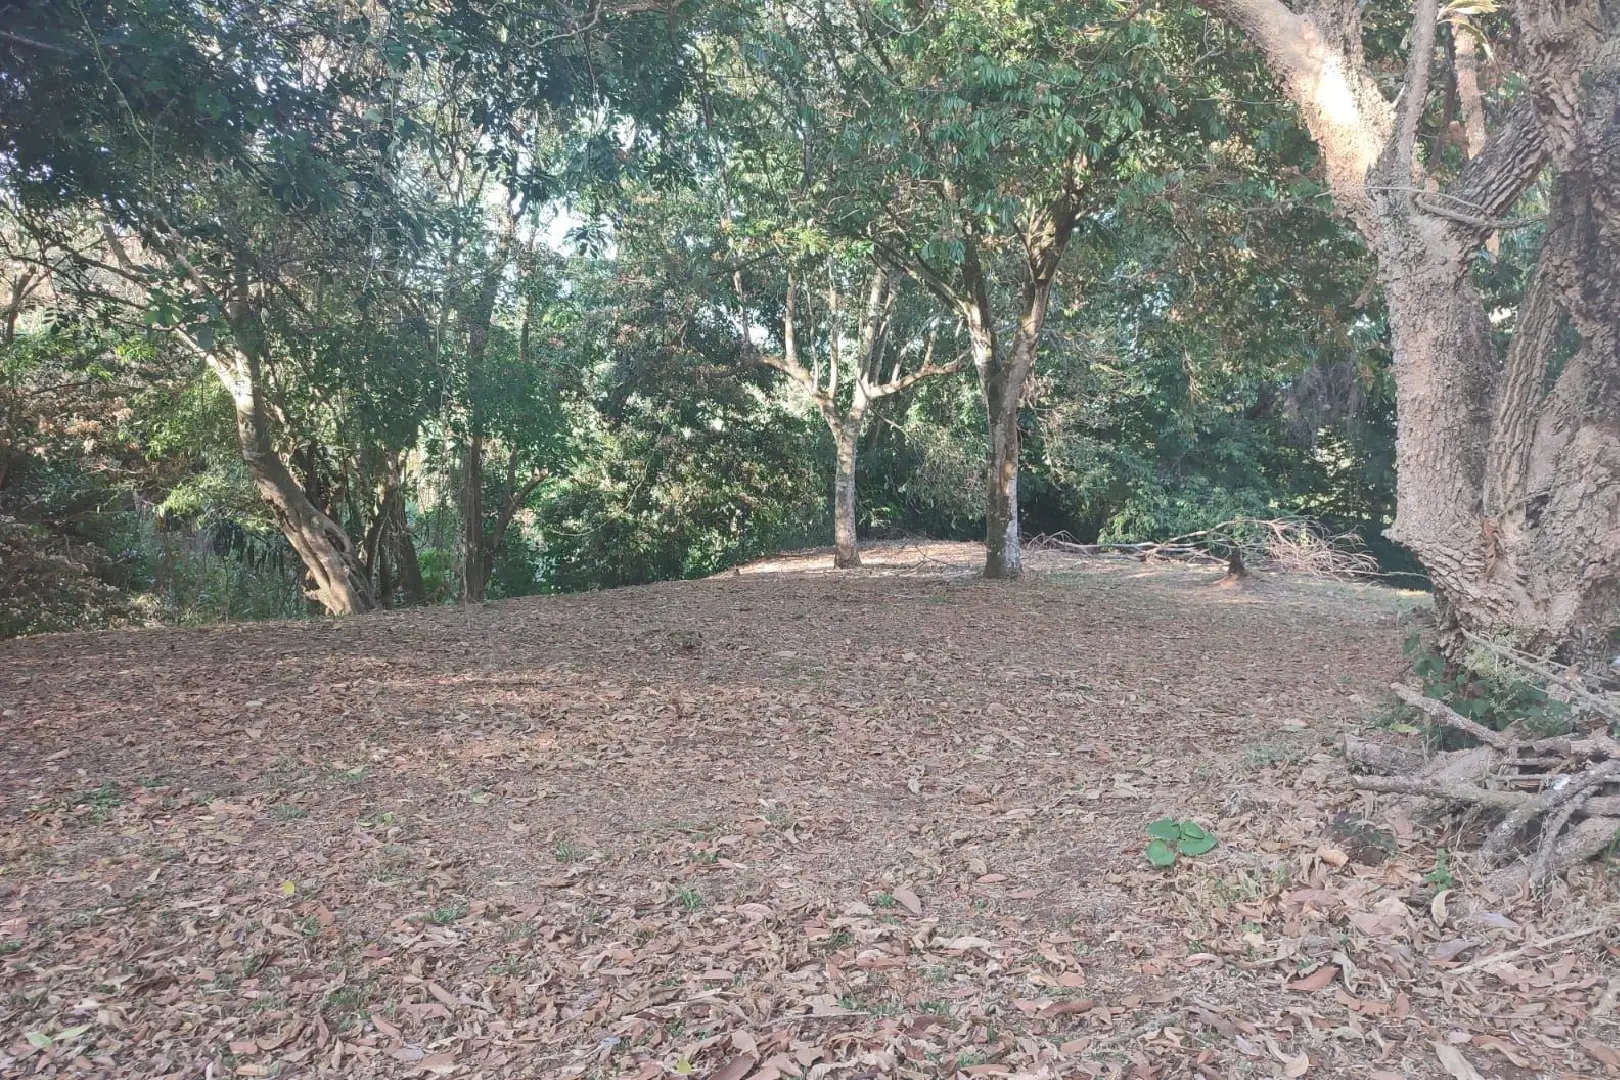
left=323, top=985, right=370, bottom=1017
left=674, top=887, right=704, bottom=913
left=553, top=839, right=582, bottom=863
left=819, top=928, right=855, bottom=951
left=919, top=1000, right=951, bottom=1017
left=1242, top=744, right=1301, bottom=768
left=0, top=941, right=23, bottom=956
left=270, top=804, right=308, bottom=821
left=874, top=892, right=897, bottom=909
left=428, top=901, right=469, bottom=926
left=294, top=915, right=322, bottom=938
left=242, top=950, right=271, bottom=977
left=72, top=782, right=123, bottom=822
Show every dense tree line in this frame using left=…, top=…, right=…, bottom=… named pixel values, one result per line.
left=1, top=1, right=1613, bottom=663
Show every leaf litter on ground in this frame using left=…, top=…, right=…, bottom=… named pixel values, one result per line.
left=1, top=542, right=1617, bottom=1078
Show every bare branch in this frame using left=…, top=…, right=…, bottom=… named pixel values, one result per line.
left=866, top=353, right=968, bottom=401
left=1389, top=0, right=1440, bottom=182
left=1391, top=682, right=1517, bottom=751
left=0, top=30, right=77, bottom=57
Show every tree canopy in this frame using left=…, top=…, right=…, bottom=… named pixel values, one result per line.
left=3, top=0, right=1613, bottom=661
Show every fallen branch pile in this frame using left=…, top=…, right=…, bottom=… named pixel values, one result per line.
left=1348, top=682, right=1620, bottom=892
left=1029, top=517, right=1379, bottom=579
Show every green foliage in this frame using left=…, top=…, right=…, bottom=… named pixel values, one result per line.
left=1402, top=632, right=1573, bottom=740
left=1144, top=818, right=1218, bottom=867
left=1424, top=848, right=1457, bottom=892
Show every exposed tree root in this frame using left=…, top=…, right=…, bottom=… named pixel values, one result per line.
left=1349, top=682, right=1620, bottom=890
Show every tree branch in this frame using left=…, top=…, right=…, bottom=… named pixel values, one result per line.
left=1444, top=102, right=1549, bottom=225
left=865, top=354, right=968, bottom=401
left=0, top=30, right=77, bottom=57
left=1388, top=0, right=1439, bottom=182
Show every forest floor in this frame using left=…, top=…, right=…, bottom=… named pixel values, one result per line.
left=2, top=542, right=1618, bottom=1080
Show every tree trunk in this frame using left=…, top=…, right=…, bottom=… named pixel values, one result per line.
left=462, top=428, right=486, bottom=603
left=219, top=352, right=376, bottom=615
left=973, top=279, right=1055, bottom=581
left=1202, top=0, right=1620, bottom=663
left=982, top=359, right=1022, bottom=580
left=387, top=472, right=426, bottom=606
left=832, top=419, right=862, bottom=569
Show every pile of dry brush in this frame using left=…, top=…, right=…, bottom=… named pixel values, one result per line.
left=1346, top=633, right=1620, bottom=894
left=1030, top=517, right=1380, bottom=580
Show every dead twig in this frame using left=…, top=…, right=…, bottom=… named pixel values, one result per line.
left=1390, top=683, right=1516, bottom=752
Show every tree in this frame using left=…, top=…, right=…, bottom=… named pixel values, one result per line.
left=731, top=0, right=1225, bottom=577
left=749, top=257, right=965, bottom=568
left=1197, top=0, right=1619, bottom=661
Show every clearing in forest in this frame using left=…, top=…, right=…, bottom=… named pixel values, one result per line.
left=1, top=544, right=1617, bottom=1079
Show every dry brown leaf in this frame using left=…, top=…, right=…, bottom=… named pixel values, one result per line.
left=1286, top=965, right=1339, bottom=993
left=1036, top=998, right=1095, bottom=1019
left=892, top=887, right=922, bottom=916
left=1580, top=1039, right=1620, bottom=1069
left=1283, top=1052, right=1310, bottom=1077
left=1434, top=1043, right=1486, bottom=1080
left=710, top=1055, right=758, bottom=1080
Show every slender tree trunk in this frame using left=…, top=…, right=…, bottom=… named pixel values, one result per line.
left=391, top=494, right=427, bottom=607
left=981, top=359, right=1022, bottom=580
left=832, top=417, right=862, bottom=569
left=971, top=280, right=1054, bottom=581
left=462, top=428, right=486, bottom=603
left=217, top=350, right=376, bottom=615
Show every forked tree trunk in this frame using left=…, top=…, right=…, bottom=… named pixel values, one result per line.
left=968, top=275, right=1059, bottom=581
left=214, top=348, right=376, bottom=615
left=1204, top=0, right=1620, bottom=662
left=832, top=419, right=862, bottom=569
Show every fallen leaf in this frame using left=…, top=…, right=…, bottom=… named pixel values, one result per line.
left=1580, top=1039, right=1620, bottom=1069
left=419, top=1052, right=458, bottom=1075
left=892, top=887, right=922, bottom=916
left=1430, top=889, right=1451, bottom=928
left=1284, top=1052, right=1310, bottom=1077
left=1434, top=1043, right=1485, bottom=1080
left=943, top=935, right=996, bottom=951
left=1037, top=998, right=1095, bottom=1019
left=1286, top=964, right=1339, bottom=993
left=1315, top=846, right=1348, bottom=868
left=710, top=1055, right=757, bottom=1080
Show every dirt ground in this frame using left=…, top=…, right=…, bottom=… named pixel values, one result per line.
left=2, top=542, right=1617, bottom=1079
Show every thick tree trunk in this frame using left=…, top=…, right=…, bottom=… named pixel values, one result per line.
left=1203, top=0, right=1620, bottom=663
left=832, top=419, right=862, bottom=569
left=219, top=354, right=376, bottom=615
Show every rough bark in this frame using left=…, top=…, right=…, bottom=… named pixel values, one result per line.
left=832, top=420, right=862, bottom=569
left=1201, top=0, right=1620, bottom=663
